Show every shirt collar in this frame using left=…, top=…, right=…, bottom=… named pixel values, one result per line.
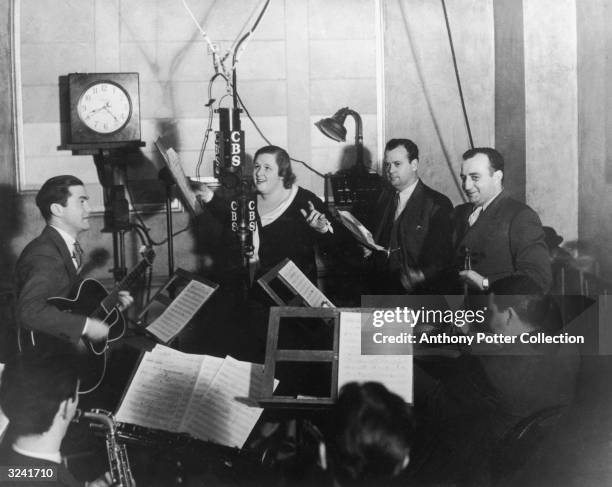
left=480, top=188, right=503, bottom=211
left=12, top=443, right=62, bottom=464
left=50, top=225, right=76, bottom=252
left=397, top=179, right=419, bottom=202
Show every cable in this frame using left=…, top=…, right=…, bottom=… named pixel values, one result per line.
left=234, top=90, right=327, bottom=178
left=124, top=181, right=194, bottom=247
left=196, top=72, right=230, bottom=179
left=180, top=0, right=225, bottom=74
left=441, top=0, right=474, bottom=149
left=124, top=181, right=155, bottom=246
left=226, top=0, right=271, bottom=71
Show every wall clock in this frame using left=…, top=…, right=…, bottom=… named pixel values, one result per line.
left=67, top=72, right=141, bottom=145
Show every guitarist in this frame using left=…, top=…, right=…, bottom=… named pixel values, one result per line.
left=14, top=175, right=133, bottom=353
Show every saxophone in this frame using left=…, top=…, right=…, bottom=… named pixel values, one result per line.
left=74, top=409, right=135, bottom=487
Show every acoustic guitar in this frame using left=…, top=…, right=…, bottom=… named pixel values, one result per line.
left=32, top=247, right=156, bottom=393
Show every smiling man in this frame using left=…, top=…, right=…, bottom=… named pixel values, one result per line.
left=451, top=148, right=551, bottom=293
left=366, top=139, right=453, bottom=294
left=14, top=175, right=132, bottom=349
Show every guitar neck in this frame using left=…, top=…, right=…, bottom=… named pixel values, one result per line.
left=99, top=258, right=150, bottom=311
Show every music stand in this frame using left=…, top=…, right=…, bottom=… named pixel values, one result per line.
left=136, top=268, right=219, bottom=346
left=258, top=306, right=341, bottom=408
left=257, top=259, right=334, bottom=308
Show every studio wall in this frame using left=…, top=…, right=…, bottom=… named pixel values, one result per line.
left=0, top=0, right=610, bottom=286
left=1, top=0, right=381, bottom=286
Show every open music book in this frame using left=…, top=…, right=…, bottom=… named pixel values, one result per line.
left=154, top=137, right=201, bottom=216
left=145, top=278, right=218, bottom=344
left=258, top=258, right=335, bottom=307
left=336, top=210, right=387, bottom=252
left=115, top=345, right=274, bottom=449
left=337, top=312, right=413, bottom=403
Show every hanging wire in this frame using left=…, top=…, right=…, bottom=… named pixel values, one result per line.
left=234, top=90, right=326, bottom=179
left=441, top=0, right=474, bottom=149
left=124, top=181, right=193, bottom=247
left=186, top=0, right=324, bottom=181
left=195, top=72, right=230, bottom=179
left=180, top=0, right=226, bottom=74
left=225, top=0, right=271, bottom=71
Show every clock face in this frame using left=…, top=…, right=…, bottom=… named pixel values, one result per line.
left=76, top=82, right=132, bottom=134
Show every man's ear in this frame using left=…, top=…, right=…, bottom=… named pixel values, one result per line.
left=49, top=202, right=64, bottom=218
left=506, top=306, right=518, bottom=326
left=58, top=398, right=70, bottom=421
left=393, top=452, right=410, bottom=475
left=493, top=169, right=503, bottom=183
left=410, top=158, right=419, bottom=171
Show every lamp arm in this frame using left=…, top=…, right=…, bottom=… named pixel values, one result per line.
left=345, top=108, right=364, bottom=168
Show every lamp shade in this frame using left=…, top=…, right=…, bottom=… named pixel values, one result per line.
left=315, top=112, right=348, bottom=142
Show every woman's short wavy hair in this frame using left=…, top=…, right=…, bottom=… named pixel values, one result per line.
left=254, top=145, right=296, bottom=189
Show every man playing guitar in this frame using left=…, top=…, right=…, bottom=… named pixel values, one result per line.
left=14, top=175, right=133, bottom=353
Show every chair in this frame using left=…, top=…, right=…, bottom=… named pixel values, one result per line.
left=490, top=405, right=567, bottom=482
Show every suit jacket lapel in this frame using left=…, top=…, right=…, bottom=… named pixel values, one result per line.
left=373, top=188, right=396, bottom=244
left=43, top=225, right=78, bottom=281
left=399, top=180, right=425, bottom=224
left=456, top=191, right=507, bottom=250
left=395, top=180, right=425, bottom=263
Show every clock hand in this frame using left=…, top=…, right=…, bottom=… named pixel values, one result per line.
left=85, top=105, right=107, bottom=119
left=102, top=105, right=119, bottom=122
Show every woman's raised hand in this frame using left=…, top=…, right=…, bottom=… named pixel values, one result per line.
left=301, top=201, right=333, bottom=234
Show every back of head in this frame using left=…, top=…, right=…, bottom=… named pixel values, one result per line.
left=327, top=382, right=414, bottom=486
left=0, top=351, right=79, bottom=436
left=490, top=276, right=555, bottom=332
left=35, top=175, right=84, bottom=221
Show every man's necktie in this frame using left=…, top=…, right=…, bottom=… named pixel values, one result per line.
left=468, top=206, right=483, bottom=227
left=379, top=193, right=400, bottom=247
left=73, top=241, right=83, bottom=270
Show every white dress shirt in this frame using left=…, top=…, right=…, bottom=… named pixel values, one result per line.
left=394, top=180, right=419, bottom=220
left=50, top=225, right=79, bottom=270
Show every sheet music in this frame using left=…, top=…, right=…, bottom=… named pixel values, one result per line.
left=146, top=280, right=217, bottom=343
left=155, top=138, right=200, bottom=215
left=337, top=312, right=413, bottom=403
left=180, top=355, right=224, bottom=431
left=188, top=356, right=267, bottom=448
left=337, top=210, right=387, bottom=251
left=277, top=260, right=335, bottom=307
left=115, top=346, right=203, bottom=432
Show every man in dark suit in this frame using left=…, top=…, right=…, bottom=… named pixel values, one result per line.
left=0, top=352, right=111, bottom=486
left=367, top=139, right=453, bottom=293
left=452, top=148, right=552, bottom=293
left=413, top=276, right=579, bottom=483
left=14, top=175, right=132, bottom=348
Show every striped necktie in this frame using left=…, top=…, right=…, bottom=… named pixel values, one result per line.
left=73, top=241, right=83, bottom=270
left=468, top=206, right=483, bottom=227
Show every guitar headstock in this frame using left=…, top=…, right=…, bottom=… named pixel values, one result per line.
left=140, top=246, right=156, bottom=266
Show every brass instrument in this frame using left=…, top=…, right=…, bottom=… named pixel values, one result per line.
left=74, top=409, right=135, bottom=487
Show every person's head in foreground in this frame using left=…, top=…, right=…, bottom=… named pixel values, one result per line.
left=487, top=275, right=559, bottom=336
left=323, top=381, right=415, bottom=486
left=0, top=351, right=80, bottom=442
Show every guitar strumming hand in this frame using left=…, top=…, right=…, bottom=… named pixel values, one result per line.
left=82, top=290, right=134, bottom=342
left=44, top=248, right=155, bottom=393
